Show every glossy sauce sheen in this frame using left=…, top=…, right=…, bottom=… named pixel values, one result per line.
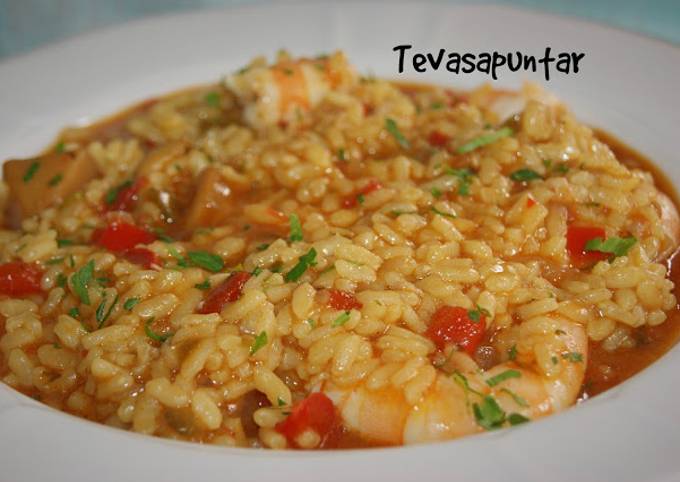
left=3, top=84, right=680, bottom=449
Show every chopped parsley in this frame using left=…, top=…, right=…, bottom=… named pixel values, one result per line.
left=507, top=413, right=530, bottom=426
left=123, top=297, right=140, bottom=311
left=445, top=167, right=475, bottom=195
left=57, top=239, right=74, bottom=248
left=56, top=273, right=68, bottom=288
left=55, top=141, right=65, bottom=153
left=152, top=227, right=175, bottom=243
left=104, top=180, right=133, bottom=205
left=554, top=163, right=570, bottom=174
left=430, top=187, right=443, bottom=198
left=284, top=248, right=317, bottom=282
left=187, top=251, right=224, bottom=272
left=508, top=344, right=518, bottom=361
left=70, top=260, right=95, bottom=305
left=289, top=213, right=303, bottom=242
left=332, top=311, right=351, bottom=327
left=48, top=174, right=63, bottom=187
left=277, top=397, right=286, bottom=407
left=390, top=209, right=418, bottom=217
left=251, top=266, right=263, bottom=277
left=67, top=307, right=80, bottom=318
left=430, top=101, right=445, bottom=110
left=431, top=206, right=456, bottom=219
left=584, top=236, right=637, bottom=258
left=385, top=118, right=410, bottom=149
left=456, top=127, right=513, bottom=154
left=500, top=388, right=529, bottom=408
left=561, top=352, right=584, bottom=363
left=194, top=280, right=211, bottom=290
left=144, top=317, right=173, bottom=343
left=510, top=169, right=542, bottom=182
left=451, top=370, right=483, bottom=398
left=306, top=318, right=316, bottom=327
left=337, top=148, right=346, bottom=161
left=473, top=395, right=506, bottom=430
left=204, top=91, right=220, bottom=107
left=467, top=306, right=489, bottom=323
left=356, top=193, right=365, bottom=205
left=250, top=331, right=268, bottom=355
left=486, top=369, right=521, bottom=387
left=23, top=161, right=40, bottom=182
left=473, top=394, right=530, bottom=430
left=96, top=293, right=119, bottom=329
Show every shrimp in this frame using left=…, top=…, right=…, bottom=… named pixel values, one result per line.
left=325, top=315, right=587, bottom=445
left=655, top=192, right=680, bottom=260
left=225, top=51, right=357, bottom=129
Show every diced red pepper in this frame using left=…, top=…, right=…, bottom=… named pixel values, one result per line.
left=106, top=177, right=147, bottom=212
left=275, top=392, right=337, bottom=448
left=0, top=262, right=43, bottom=297
left=566, top=226, right=609, bottom=268
left=426, top=306, right=485, bottom=356
left=198, top=271, right=251, bottom=314
left=428, top=131, right=450, bottom=147
left=327, top=289, right=363, bottom=311
left=123, top=247, right=159, bottom=269
left=92, top=221, right=156, bottom=253
left=526, top=197, right=536, bottom=208
left=342, top=180, right=383, bottom=208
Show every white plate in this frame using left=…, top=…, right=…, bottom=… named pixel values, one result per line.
left=1, top=3, right=679, bottom=482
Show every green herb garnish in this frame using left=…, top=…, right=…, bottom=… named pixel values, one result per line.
left=385, top=118, right=410, bottom=149
left=584, top=237, right=637, bottom=258
left=467, top=306, right=489, bottom=323
left=48, top=174, right=63, bottom=187
left=456, top=127, right=513, bottom=154
left=56, top=273, right=67, bottom=288
left=55, top=141, right=65, bottom=153
left=430, top=206, right=456, bottom=219
left=430, top=101, right=444, bottom=110
left=356, top=193, right=365, bottom=205
left=561, top=352, right=584, bottom=363
left=508, top=345, right=518, bottom=361
left=337, top=148, right=346, bottom=161
left=187, top=251, right=224, bottom=272
left=473, top=395, right=506, bottom=430
left=277, top=397, right=286, bottom=407
left=510, top=169, right=542, bottom=182
left=104, top=180, right=133, bottom=205
left=507, top=413, right=530, bottom=426
left=430, top=187, right=443, bottom=198
left=123, top=297, right=140, bottom=311
left=445, top=167, right=475, bottom=195
left=500, top=388, right=529, bottom=408
left=96, top=293, right=119, bottom=328
left=284, top=248, right=317, bottom=282
left=486, top=369, right=521, bottom=387
left=57, top=239, right=74, bottom=248
left=194, top=280, right=211, bottom=290
left=250, top=331, right=268, bottom=355
left=204, top=91, right=220, bottom=107
left=67, top=307, right=80, bottom=318
left=70, top=260, right=94, bottom=305
left=332, top=311, right=351, bottom=327
left=251, top=266, right=263, bottom=277
left=289, top=213, right=303, bottom=242
left=23, top=161, right=40, bottom=182
left=144, top=317, right=173, bottom=343
left=256, top=243, right=270, bottom=252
